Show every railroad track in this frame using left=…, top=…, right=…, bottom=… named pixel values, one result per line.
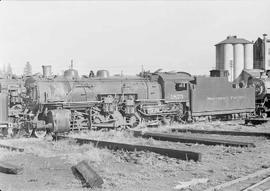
left=0, top=123, right=269, bottom=191
left=52, top=135, right=202, bottom=161
left=1, top=128, right=262, bottom=148
left=133, top=130, right=255, bottom=147
left=1, top=129, right=267, bottom=191
left=170, top=128, right=270, bottom=138
left=0, top=127, right=261, bottom=165
left=205, top=167, right=270, bottom=191
left=242, top=176, right=270, bottom=191
left=51, top=127, right=259, bottom=164
left=245, top=117, right=270, bottom=125
left=0, top=143, right=24, bottom=152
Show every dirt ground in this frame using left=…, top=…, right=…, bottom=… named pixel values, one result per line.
left=1, top=120, right=270, bottom=191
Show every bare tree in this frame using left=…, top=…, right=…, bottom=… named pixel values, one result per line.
left=24, top=61, right=32, bottom=76
left=2, top=64, right=6, bottom=74
left=7, top=63, right=12, bottom=75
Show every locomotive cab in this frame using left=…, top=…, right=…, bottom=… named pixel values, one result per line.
left=147, top=72, right=194, bottom=122
left=156, top=72, right=192, bottom=102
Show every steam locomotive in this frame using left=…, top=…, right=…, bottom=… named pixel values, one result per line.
left=241, top=69, right=270, bottom=118
left=0, top=77, right=25, bottom=137
left=0, top=78, right=24, bottom=107
left=19, top=67, right=255, bottom=137
left=0, top=65, right=256, bottom=138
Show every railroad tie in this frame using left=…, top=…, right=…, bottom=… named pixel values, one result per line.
left=133, top=131, right=255, bottom=147
left=53, top=135, right=202, bottom=162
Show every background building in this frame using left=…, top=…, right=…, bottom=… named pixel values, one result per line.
left=253, top=34, right=270, bottom=71
left=215, top=36, right=253, bottom=82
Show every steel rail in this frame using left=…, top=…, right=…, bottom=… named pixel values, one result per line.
left=245, top=117, right=269, bottom=125
left=133, top=131, right=255, bottom=147
left=171, top=128, right=270, bottom=138
left=242, top=176, right=270, bottom=191
left=0, top=143, right=24, bottom=152
left=53, top=135, right=202, bottom=162
left=204, top=167, right=270, bottom=191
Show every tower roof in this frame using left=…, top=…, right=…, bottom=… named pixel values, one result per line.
left=215, top=36, right=252, bottom=46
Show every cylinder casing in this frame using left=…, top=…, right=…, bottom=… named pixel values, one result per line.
left=47, top=109, right=71, bottom=133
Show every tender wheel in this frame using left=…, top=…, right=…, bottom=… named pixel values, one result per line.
left=161, top=116, right=171, bottom=125
left=10, top=128, right=19, bottom=137
left=31, top=129, right=47, bottom=138
left=1, top=128, right=8, bottom=137
left=261, top=112, right=268, bottom=119
left=128, top=115, right=140, bottom=128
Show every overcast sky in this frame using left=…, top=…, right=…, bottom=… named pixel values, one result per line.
left=0, top=1, right=270, bottom=76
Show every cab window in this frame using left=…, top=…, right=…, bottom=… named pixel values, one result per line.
left=175, top=83, right=187, bottom=91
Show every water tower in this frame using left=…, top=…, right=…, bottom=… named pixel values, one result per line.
left=215, top=36, right=253, bottom=82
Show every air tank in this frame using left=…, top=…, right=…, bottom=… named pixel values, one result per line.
left=42, top=65, right=52, bottom=78
left=244, top=44, right=253, bottom=69
left=96, top=70, right=109, bottom=78
left=233, top=44, right=244, bottom=80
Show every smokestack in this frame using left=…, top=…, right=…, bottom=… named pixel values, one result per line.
left=42, top=65, right=52, bottom=78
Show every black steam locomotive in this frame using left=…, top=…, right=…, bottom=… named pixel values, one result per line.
left=242, top=69, right=270, bottom=118
left=20, top=67, right=255, bottom=137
